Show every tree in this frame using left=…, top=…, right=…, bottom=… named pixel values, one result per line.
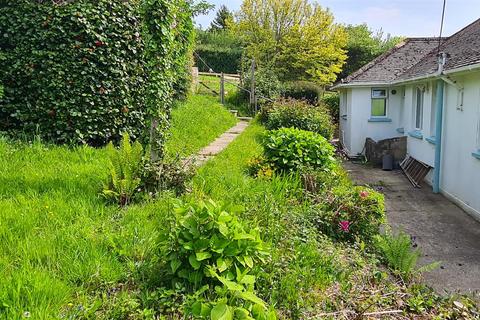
left=232, top=0, right=347, bottom=85
left=339, top=24, right=403, bottom=79
left=210, top=5, right=233, bottom=31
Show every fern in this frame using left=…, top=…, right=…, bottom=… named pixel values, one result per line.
left=103, top=132, right=144, bottom=206
left=375, top=231, right=438, bottom=281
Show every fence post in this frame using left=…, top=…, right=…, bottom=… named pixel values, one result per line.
left=220, top=72, right=225, bottom=105
left=250, top=59, right=256, bottom=113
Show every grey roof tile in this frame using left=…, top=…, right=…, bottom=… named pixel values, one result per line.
left=340, top=18, right=480, bottom=84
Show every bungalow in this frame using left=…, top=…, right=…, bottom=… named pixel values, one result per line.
left=333, top=18, right=480, bottom=220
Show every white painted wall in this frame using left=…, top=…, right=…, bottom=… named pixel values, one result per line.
left=403, top=83, right=436, bottom=168
left=344, top=87, right=404, bottom=155
left=440, top=72, right=480, bottom=219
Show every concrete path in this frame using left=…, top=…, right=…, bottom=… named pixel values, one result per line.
left=189, top=120, right=249, bottom=166
left=343, top=161, right=480, bottom=298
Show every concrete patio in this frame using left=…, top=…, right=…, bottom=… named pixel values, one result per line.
left=343, top=161, right=480, bottom=298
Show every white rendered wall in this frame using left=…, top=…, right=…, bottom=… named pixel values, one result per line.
left=440, top=73, right=480, bottom=219
left=348, top=87, right=403, bottom=155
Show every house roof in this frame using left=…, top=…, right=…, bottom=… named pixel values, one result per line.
left=343, top=38, right=441, bottom=84
left=397, top=18, right=480, bottom=80
left=336, top=18, right=480, bottom=87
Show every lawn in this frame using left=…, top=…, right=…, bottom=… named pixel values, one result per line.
left=0, top=94, right=236, bottom=319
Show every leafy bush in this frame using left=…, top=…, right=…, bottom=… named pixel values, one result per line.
left=262, top=99, right=335, bottom=140
left=160, top=200, right=275, bottom=318
left=282, top=81, right=322, bottom=105
left=103, top=133, right=144, bottom=206
left=375, top=231, right=438, bottom=280
left=142, top=155, right=196, bottom=196
left=0, top=0, right=193, bottom=146
left=262, top=128, right=335, bottom=173
left=242, top=63, right=283, bottom=105
left=195, top=30, right=243, bottom=74
left=321, top=91, right=340, bottom=124
left=315, top=185, right=385, bottom=243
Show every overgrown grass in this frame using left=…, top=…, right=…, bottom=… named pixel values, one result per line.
left=0, top=94, right=237, bottom=319
left=165, top=94, right=237, bottom=157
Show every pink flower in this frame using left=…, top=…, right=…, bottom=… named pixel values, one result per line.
left=339, top=220, right=350, bottom=232
left=360, top=190, right=369, bottom=198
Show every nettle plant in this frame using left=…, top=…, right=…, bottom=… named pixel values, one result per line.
left=262, top=127, right=336, bottom=173
left=161, top=200, right=276, bottom=319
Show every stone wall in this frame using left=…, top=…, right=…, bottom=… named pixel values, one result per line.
left=365, top=136, right=407, bottom=167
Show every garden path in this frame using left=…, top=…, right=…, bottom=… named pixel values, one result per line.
left=343, top=161, right=480, bottom=299
left=189, top=119, right=250, bottom=166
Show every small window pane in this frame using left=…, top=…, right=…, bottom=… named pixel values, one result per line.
left=372, top=89, right=387, bottom=98
left=371, top=99, right=386, bottom=117
left=415, top=89, right=424, bottom=129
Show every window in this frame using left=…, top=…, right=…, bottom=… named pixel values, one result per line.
left=415, top=87, right=424, bottom=130
left=371, top=88, right=387, bottom=117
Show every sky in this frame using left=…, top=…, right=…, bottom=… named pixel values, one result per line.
left=195, top=0, right=480, bottom=37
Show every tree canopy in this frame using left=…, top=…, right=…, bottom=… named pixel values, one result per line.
left=339, top=24, right=404, bottom=79
left=210, top=5, right=233, bottom=31
left=231, top=0, right=347, bottom=85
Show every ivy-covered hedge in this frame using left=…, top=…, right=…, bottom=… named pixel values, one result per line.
left=0, top=0, right=193, bottom=146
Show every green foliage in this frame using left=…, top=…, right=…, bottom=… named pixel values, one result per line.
left=262, top=99, right=335, bottom=140
left=262, top=128, right=335, bottom=172
left=232, top=0, right=347, bottom=85
left=340, top=24, right=404, bottom=79
left=282, top=81, right=322, bottom=105
left=321, top=91, right=340, bottom=124
left=210, top=5, right=234, bottom=32
left=196, top=31, right=243, bottom=74
left=103, top=133, right=144, bottom=206
left=242, top=63, right=283, bottom=104
left=316, top=185, right=385, bottom=243
left=375, top=231, right=438, bottom=280
left=0, top=0, right=193, bottom=146
left=161, top=199, right=274, bottom=318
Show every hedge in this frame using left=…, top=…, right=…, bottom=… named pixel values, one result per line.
left=195, top=45, right=242, bottom=74
left=0, top=0, right=193, bottom=148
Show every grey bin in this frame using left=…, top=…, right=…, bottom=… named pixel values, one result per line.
left=382, top=154, right=394, bottom=171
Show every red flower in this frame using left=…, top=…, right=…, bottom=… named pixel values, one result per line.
left=339, top=220, right=350, bottom=232
left=94, top=40, right=104, bottom=47
left=360, top=190, right=369, bottom=198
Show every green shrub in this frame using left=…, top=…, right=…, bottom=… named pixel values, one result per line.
left=160, top=199, right=275, bottom=318
left=321, top=91, right=340, bottom=124
left=103, top=133, right=144, bottom=206
left=242, top=63, right=283, bottom=104
left=262, top=128, right=335, bottom=173
left=263, top=99, right=335, bottom=140
left=195, top=30, right=243, bottom=74
left=282, top=81, right=322, bottom=105
left=315, top=185, right=385, bottom=243
left=0, top=0, right=193, bottom=145
left=375, top=231, right=438, bottom=281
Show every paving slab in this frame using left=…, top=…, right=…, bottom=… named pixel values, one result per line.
left=343, top=161, right=480, bottom=298
left=188, top=120, right=249, bottom=166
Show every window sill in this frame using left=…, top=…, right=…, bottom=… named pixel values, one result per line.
left=426, top=136, right=436, bottom=145
left=408, top=130, right=423, bottom=140
left=396, top=127, right=405, bottom=134
left=368, top=117, right=392, bottom=123
left=472, top=151, right=480, bottom=160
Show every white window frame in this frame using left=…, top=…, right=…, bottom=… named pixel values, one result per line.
left=414, top=87, right=424, bottom=130
left=371, top=88, right=388, bottom=118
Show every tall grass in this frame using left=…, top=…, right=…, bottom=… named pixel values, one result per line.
left=165, top=94, right=237, bottom=157
left=0, top=94, right=237, bottom=319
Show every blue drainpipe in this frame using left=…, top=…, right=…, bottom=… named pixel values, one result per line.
left=433, top=79, right=444, bottom=193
